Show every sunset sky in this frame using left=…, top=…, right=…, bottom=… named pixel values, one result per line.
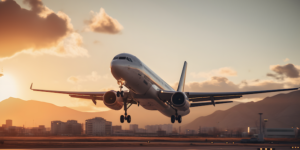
left=0, top=0, right=299, bottom=118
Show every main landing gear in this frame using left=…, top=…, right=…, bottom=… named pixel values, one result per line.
left=171, top=109, right=182, bottom=123
left=117, top=80, right=132, bottom=123
left=120, top=98, right=133, bottom=123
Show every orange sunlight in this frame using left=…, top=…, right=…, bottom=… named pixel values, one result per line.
left=0, top=73, right=17, bottom=101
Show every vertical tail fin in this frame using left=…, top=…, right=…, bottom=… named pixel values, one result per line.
left=177, top=61, right=187, bottom=92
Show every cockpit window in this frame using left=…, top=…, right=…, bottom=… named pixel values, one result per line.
left=113, top=56, right=133, bottom=62
left=127, top=57, right=132, bottom=62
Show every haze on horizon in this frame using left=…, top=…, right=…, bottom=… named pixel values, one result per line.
left=0, top=0, right=299, bottom=127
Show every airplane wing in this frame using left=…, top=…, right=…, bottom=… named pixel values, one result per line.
left=187, top=87, right=299, bottom=106
left=30, top=83, right=106, bottom=96
left=159, top=87, right=298, bottom=107
left=30, top=83, right=132, bottom=105
left=186, top=87, right=299, bottom=98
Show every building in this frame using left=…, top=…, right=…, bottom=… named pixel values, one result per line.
left=145, top=124, right=173, bottom=134
left=145, top=125, right=159, bottom=133
left=136, top=128, right=146, bottom=133
left=161, top=124, right=172, bottom=134
left=65, top=120, right=82, bottom=135
left=186, top=129, right=196, bottom=135
left=112, top=125, right=122, bottom=134
left=248, top=127, right=258, bottom=134
left=130, top=124, right=138, bottom=132
left=86, top=117, right=110, bottom=136
left=105, top=121, right=112, bottom=135
left=51, top=120, right=82, bottom=136
left=51, top=121, right=66, bottom=135
left=200, top=127, right=214, bottom=134
left=6, top=120, right=12, bottom=128
left=265, top=128, right=297, bottom=138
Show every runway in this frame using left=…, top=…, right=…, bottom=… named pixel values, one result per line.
left=0, top=141, right=299, bottom=149
left=4, top=146, right=298, bottom=150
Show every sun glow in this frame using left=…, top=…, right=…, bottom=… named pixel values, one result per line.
left=0, top=74, right=17, bottom=101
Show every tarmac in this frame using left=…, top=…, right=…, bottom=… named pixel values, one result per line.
left=0, top=141, right=300, bottom=149
left=0, top=137, right=299, bottom=149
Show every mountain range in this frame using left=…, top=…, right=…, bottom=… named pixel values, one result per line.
left=184, top=90, right=300, bottom=130
left=0, top=97, right=238, bottom=129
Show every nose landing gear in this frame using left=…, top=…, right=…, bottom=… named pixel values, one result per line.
left=117, top=80, right=125, bottom=97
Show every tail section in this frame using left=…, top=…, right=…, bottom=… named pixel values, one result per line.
left=177, top=61, right=187, bottom=92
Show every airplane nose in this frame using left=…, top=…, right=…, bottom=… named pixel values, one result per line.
left=110, top=60, right=124, bottom=80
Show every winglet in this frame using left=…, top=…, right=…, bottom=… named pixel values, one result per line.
left=30, top=83, right=33, bottom=90
left=177, top=61, right=187, bottom=92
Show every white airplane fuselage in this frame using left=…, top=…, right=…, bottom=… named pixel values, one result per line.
left=111, top=53, right=190, bottom=117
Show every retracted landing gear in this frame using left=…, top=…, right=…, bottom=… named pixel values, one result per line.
left=170, top=109, right=182, bottom=123
left=120, top=97, right=133, bottom=123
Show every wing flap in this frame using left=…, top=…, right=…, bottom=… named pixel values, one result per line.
left=190, top=101, right=233, bottom=107
left=69, top=94, right=104, bottom=100
left=189, top=95, right=242, bottom=102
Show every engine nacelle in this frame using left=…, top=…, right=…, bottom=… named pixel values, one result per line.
left=103, top=91, right=123, bottom=110
left=170, top=92, right=190, bottom=111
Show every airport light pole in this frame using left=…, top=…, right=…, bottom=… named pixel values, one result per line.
left=259, top=113, right=262, bottom=135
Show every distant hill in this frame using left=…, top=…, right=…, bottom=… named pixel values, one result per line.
left=0, top=97, right=239, bottom=129
left=184, top=90, right=300, bottom=130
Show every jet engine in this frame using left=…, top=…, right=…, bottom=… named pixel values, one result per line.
left=170, top=92, right=189, bottom=111
left=103, top=91, right=123, bottom=110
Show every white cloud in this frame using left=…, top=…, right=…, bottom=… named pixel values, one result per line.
left=86, top=8, right=123, bottom=34
left=191, top=67, right=237, bottom=78
left=67, top=71, right=103, bottom=84
left=284, top=58, right=289, bottom=62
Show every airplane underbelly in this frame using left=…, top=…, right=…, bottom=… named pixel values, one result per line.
left=138, top=99, right=158, bottom=110
left=124, top=68, right=151, bottom=95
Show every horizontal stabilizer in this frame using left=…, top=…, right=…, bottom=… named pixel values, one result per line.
left=190, top=101, right=233, bottom=107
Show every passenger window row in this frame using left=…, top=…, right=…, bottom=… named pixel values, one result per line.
left=113, top=56, right=133, bottom=62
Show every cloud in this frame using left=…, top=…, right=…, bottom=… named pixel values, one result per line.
left=269, top=64, right=300, bottom=78
left=191, top=67, right=237, bottom=78
left=218, top=67, right=237, bottom=76
left=284, top=58, right=289, bottom=62
left=0, top=0, right=88, bottom=60
left=86, top=8, right=123, bottom=34
left=182, top=64, right=300, bottom=102
left=173, top=76, right=290, bottom=100
left=266, top=73, right=284, bottom=81
left=67, top=76, right=81, bottom=84
left=86, top=71, right=102, bottom=81
left=67, top=71, right=103, bottom=84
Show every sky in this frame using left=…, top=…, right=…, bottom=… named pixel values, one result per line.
left=0, top=0, right=300, bottom=117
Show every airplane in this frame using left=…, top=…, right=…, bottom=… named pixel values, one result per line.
left=31, top=53, right=299, bottom=124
